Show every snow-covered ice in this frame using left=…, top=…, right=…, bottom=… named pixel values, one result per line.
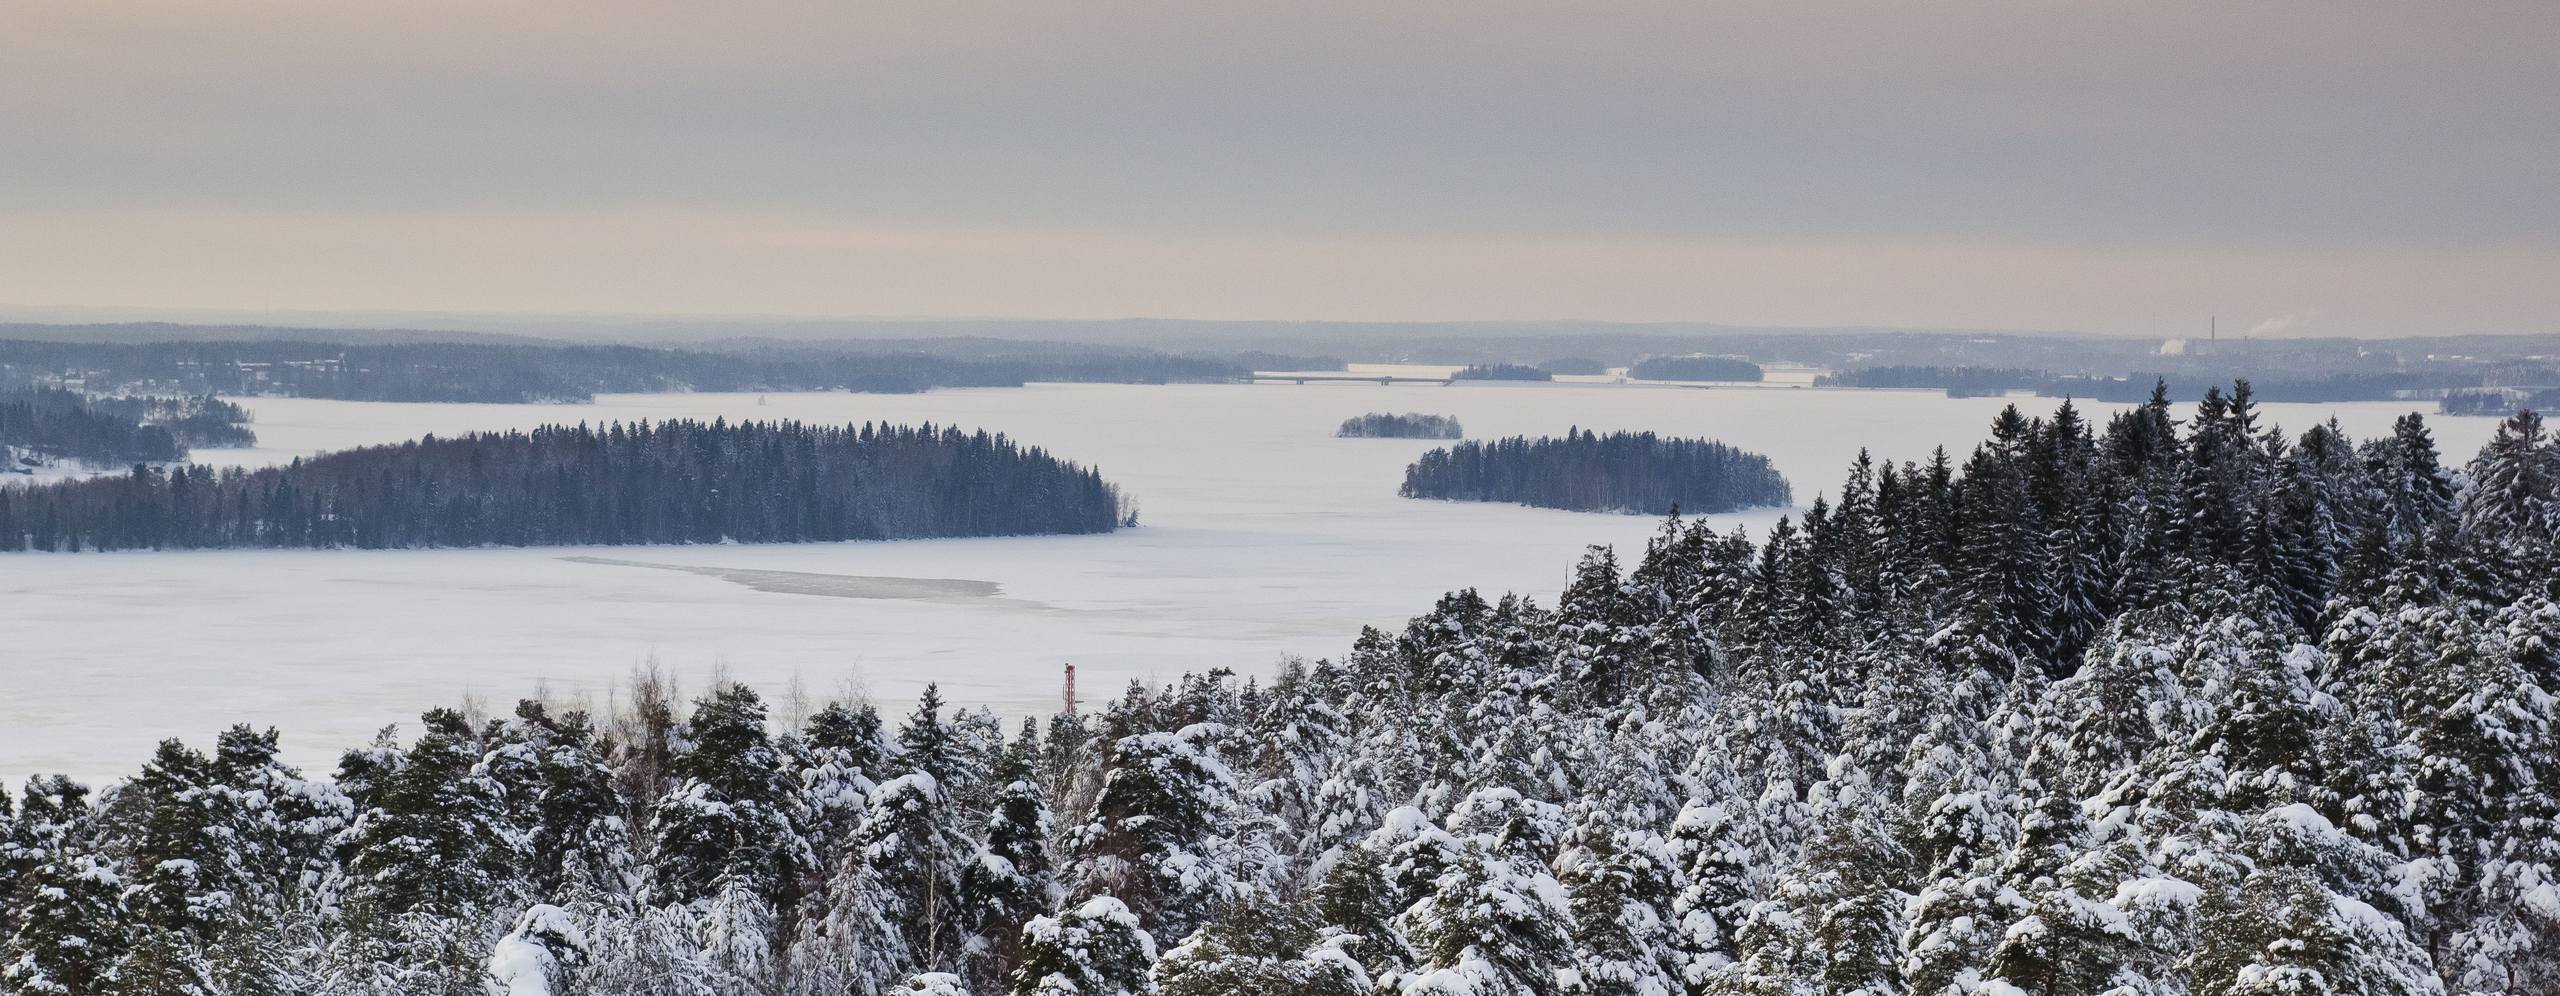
left=0, top=379, right=2493, bottom=780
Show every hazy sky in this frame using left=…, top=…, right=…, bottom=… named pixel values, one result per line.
left=4, top=2, right=2555, bottom=336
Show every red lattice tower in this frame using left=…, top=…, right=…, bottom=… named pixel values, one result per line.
left=1062, top=662, right=1079, bottom=716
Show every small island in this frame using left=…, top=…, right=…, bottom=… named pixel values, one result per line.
left=1336, top=412, right=1463, bottom=439
left=1400, top=429, right=1791, bottom=514
left=0, top=419, right=1131, bottom=552
left=1449, top=362, right=1553, bottom=382
left=1628, top=355, right=1765, bottom=382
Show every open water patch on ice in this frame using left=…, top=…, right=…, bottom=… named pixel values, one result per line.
left=559, top=556, right=1004, bottom=601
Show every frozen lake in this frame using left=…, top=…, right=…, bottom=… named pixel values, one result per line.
left=0, top=377, right=2495, bottom=780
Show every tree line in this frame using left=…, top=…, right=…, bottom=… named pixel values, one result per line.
left=1628, top=356, right=1765, bottom=382
left=1815, top=365, right=2047, bottom=393
left=2442, top=387, right=2560, bottom=418
left=10, top=386, right=2560, bottom=994
left=1815, top=364, right=2505, bottom=406
left=0, top=419, right=1130, bottom=552
left=1449, top=364, right=1552, bottom=382
left=1335, top=414, right=1463, bottom=439
left=0, top=340, right=1258, bottom=404
left=1400, top=429, right=1791, bottom=514
left=0, top=388, right=253, bottom=469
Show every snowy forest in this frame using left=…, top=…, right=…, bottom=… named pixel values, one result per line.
left=0, top=340, right=1253, bottom=404
left=1, top=388, right=253, bottom=470
left=1450, top=365, right=1554, bottom=383
left=1337, top=414, right=1464, bottom=440
left=10, top=384, right=2560, bottom=995
left=0, top=420, right=1130, bottom=552
left=1401, top=430, right=1792, bottom=515
left=1628, top=357, right=1765, bottom=383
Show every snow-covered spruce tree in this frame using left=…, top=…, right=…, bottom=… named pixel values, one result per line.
left=2186, top=865, right=2437, bottom=996
left=1241, top=658, right=1353, bottom=883
left=1553, top=806, right=1683, bottom=996
left=1303, top=843, right=1411, bottom=976
left=1700, top=810, right=1910, bottom=996
left=960, top=723, right=1060, bottom=991
left=797, top=698, right=889, bottom=865
left=1064, top=723, right=1251, bottom=941
left=2456, top=409, right=2560, bottom=552
left=1385, top=837, right=1573, bottom=996
left=2395, top=613, right=2560, bottom=983
left=0, top=776, right=92, bottom=948
left=1896, top=787, right=2017, bottom=996
left=1150, top=890, right=1366, bottom=996
left=850, top=769, right=977, bottom=976
left=1665, top=793, right=1767, bottom=977
left=483, top=903, right=590, bottom=996
left=1, top=849, right=124, bottom=995
left=1556, top=544, right=1649, bottom=708
left=1010, top=896, right=1158, bottom=996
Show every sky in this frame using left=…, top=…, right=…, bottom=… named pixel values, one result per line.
left=2, top=2, right=2555, bottom=337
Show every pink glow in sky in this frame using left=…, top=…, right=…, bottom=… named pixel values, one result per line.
left=4, top=2, right=2554, bottom=335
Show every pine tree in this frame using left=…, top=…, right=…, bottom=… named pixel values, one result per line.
left=103, top=925, right=217, bottom=996
left=342, top=708, right=524, bottom=924
left=518, top=706, right=636, bottom=901
left=648, top=684, right=802, bottom=910
left=108, top=738, right=238, bottom=940
left=1011, top=897, right=1159, bottom=996
left=1304, top=845, right=1410, bottom=976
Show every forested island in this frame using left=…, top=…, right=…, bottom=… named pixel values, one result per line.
left=1, top=388, right=255, bottom=471
left=1628, top=355, right=1764, bottom=382
left=0, top=339, right=1255, bottom=404
left=1815, top=365, right=2046, bottom=393
left=1449, top=363, right=1552, bottom=382
left=0, top=419, right=1130, bottom=552
left=7, top=388, right=2559, bottom=994
left=1400, top=429, right=1790, bottom=514
left=2442, top=387, right=2560, bottom=417
left=1334, top=413, right=1463, bottom=439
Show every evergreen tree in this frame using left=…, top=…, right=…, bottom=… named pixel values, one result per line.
left=1011, top=897, right=1159, bottom=996
left=1065, top=725, right=1249, bottom=941
left=342, top=709, right=524, bottom=925
left=1151, top=894, right=1367, bottom=996
left=1387, top=839, right=1573, bottom=996
left=648, top=684, right=802, bottom=909
left=961, top=727, right=1060, bottom=991
left=1, top=850, right=124, bottom=996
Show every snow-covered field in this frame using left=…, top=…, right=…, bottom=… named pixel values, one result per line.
left=0, top=379, right=2494, bottom=780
